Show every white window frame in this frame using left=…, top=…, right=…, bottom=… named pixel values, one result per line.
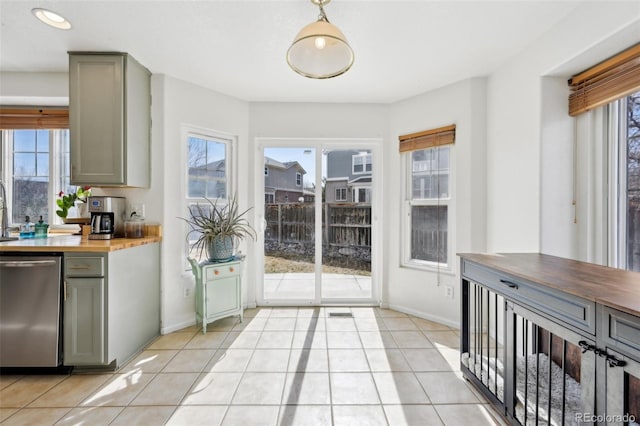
left=296, top=172, right=302, bottom=186
left=607, top=93, right=639, bottom=271
left=1, top=129, right=73, bottom=228
left=352, top=153, right=372, bottom=175
left=401, top=146, right=454, bottom=272
left=335, top=187, right=347, bottom=201
left=182, top=126, right=236, bottom=267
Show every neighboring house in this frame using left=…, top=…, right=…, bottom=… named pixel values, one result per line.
left=325, top=150, right=372, bottom=204
left=188, top=159, right=226, bottom=198
left=264, top=156, right=309, bottom=203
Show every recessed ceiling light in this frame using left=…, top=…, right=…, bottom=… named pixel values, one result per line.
left=31, top=8, right=71, bottom=30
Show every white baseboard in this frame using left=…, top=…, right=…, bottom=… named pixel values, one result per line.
left=161, top=319, right=196, bottom=335
left=387, top=303, right=460, bottom=329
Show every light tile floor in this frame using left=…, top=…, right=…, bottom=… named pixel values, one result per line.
left=0, top=307, right=507, bottom=425
left=264, top=273, right=372, bottom=300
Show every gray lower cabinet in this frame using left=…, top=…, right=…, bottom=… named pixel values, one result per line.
left=460, top=254, right=640, bottom=425
left=63, top=243, right=160, bottom=369
left=461, top=273, right=596, bottom=424
left=69, top=52, right=150, bottom=187
left=599, top=306, right=640, bottom=424
left=64, top=276, right=105, bottom=365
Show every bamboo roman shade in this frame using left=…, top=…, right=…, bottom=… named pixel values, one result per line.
left=398, top=124, right=456, bottom=153
left=568, top=43, right=640, bottom=116
left=0, top=107, right=69, bottom=129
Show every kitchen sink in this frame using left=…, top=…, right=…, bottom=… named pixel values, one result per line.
left=0, top=236, right=19, bottom=242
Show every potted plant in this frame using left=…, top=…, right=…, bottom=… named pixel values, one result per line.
left=56, top=186, right=91, bottom=219
left=180, top=194, right=256, bottom=262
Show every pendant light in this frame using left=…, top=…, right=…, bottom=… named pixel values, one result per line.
left=287, top=0, right=354, bottom=79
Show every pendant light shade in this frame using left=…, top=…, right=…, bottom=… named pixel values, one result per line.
left=287, top=0, right=354, bottom=79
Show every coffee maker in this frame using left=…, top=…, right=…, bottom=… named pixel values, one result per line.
left=88, top=196, right=126, bottom=240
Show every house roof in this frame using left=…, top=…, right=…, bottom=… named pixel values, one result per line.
left=265, top=156, right=306, bottom=174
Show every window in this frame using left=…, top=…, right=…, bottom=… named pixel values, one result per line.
left=352, top=187, right=371, bottom=203
left=1, top=129, right=73, bottom=225
left=265, top=193, right=275, bottom=204
left=185, top=130, right=233, bottom=262
left=296, top=172, right=302, bottom=186
left=187, top=134, right=228, bottom=199
left=352, top=153, right=372, bottom=174
left=335, top=188, right=347, bottom=201
left=612, top=91, right=640, bottom=272
left=405, top=146, right=451, bottom=266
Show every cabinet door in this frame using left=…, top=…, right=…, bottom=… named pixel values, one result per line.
left=64, top=277, right=105, bottom=365
left=510, top=303, right=596, bottom=425
left=69, top=54, right=125, bottom=185
left=206, top=276, right=240, bottom=319
left=605, top=349, right=640, bottom=426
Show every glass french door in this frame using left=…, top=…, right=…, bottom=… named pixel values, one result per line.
left=260, top=143, right=376, bottom=304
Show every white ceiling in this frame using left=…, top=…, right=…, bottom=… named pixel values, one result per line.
left=1, top=0, right=587, bottom=103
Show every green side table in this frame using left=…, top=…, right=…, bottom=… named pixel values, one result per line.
left=188, top=257, right=244, bottom=334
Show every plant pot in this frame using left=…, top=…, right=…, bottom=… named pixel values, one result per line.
left=75, top=201, right=89, bottom=218
left=207, top=235, right=235, bottom=262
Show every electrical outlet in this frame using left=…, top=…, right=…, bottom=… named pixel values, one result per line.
left=183, top=287, right=191, bottom=298
left=445, top=286, right=454, bottom=299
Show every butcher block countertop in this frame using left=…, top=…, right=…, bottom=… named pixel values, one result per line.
left=458, top=252, right=640, bottom=317
left=0, top=233, right=161, bottom=253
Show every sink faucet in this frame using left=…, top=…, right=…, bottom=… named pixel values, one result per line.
left=0, top=180, right=8, bottom=238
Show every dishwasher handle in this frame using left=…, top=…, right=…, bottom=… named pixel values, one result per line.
left=0, top=259, right=58, bottom=268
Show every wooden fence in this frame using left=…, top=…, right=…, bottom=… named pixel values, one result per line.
left=265, top=203, right=371, bottom=247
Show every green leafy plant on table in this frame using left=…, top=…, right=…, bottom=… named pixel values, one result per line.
left=179, top=194, right=256, bottom=262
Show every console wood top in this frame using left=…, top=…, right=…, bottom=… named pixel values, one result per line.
left=458, top=252, right=640, bottom=317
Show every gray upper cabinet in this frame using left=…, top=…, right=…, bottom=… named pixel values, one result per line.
left=69, top=52, right=151, bottom=187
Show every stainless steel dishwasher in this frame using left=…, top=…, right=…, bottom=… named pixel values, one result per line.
left=0, top=254, right=62, bottom=367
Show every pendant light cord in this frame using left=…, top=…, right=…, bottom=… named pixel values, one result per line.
left=317, top=2, right=329, bottom=22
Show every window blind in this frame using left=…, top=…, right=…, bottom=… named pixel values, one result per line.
left=0, top=107, right=69, bottom=129
left=398, top=124, right=456, bottom=153
left=568, top=43, right=640, bottom=116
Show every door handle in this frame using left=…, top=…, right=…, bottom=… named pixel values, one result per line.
left=0, top=260, right=57, bottom=267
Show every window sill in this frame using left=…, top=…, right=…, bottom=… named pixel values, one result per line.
left=400, top=261, right=456, bottom=276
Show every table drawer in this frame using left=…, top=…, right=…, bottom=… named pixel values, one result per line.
left=515, top=279, right=595, bottom=335
left=462, top=260, right=519, bottom=297
left=205, top=263, right=240, bottom=280
left=65, top=256, right=104, bottom=277
left=462, top=259, right=595, bottom=334
left=602, top=306, right=640, bottom=361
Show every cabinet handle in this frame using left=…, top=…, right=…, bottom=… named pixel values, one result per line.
left=214, top=270, right=220, bottom=275
left=578, top=340, right=627, bottom=368
left=606, top=354, right=626, bottom=368
left=229, top=267, right=235, bottom=272
left=70, top=265, right=91, bottom=270
left=499, top=279, right=519, bottom=289
left=64, top=280, right=68, bottom=301
left=579, top=340, right=595, bottom=353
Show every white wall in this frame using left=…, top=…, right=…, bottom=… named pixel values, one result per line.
left=0, top=72, right=68, bottom=105
left=489, top=1, right=640, bottom=255
left=386, top=78, right=487, bottom=327
left=157, top=75, right=250, bottom=332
